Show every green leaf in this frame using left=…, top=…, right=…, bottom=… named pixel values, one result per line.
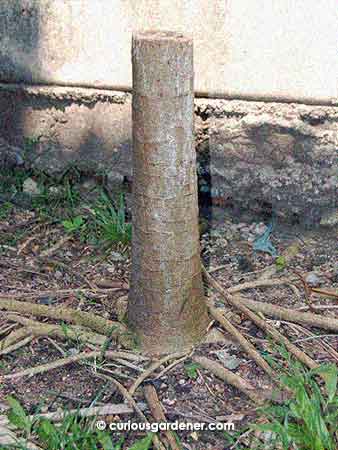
left=62, top=215, right=84, bottom=233
left=111, top=435, right=125, bottom=450
left=6, top=396, right=31, bottom=432
left=73, top=216, right=84, bottom=227
left=129, top=432, right=153, bottom=450
left=184, top=362, right=200, bottom=380
left=60, top=321, right=71, bottom=338
left=251, top=422, right=287, bottom=449
left=275, top=256, right=286, bottom=270
left=36, top=418, right=59, bottom=444
left=250, top=352, right=338, bottom=450
left=97, top=431, right=117, bottom=450
left=312, top=364, right=337, bottom=403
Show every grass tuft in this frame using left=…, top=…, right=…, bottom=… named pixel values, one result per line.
left=4, top=395, right=156, bottom=449
left=84, top=191, right=132, bottom=248
left=250, top=346, right=338, bottom=450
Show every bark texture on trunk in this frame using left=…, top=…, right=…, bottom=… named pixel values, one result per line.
left=128, top=31, right=209, bottom=355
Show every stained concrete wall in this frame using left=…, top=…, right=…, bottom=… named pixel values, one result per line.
left=0, top=84, right=337, bottom=226
left=0, top=0, right=337, bottom=104
left=0, top=1, right=337, bottom=226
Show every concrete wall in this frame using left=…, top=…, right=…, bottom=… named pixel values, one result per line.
left=0, top=1, right=337, bottom=226
left=0, top=0, right=337, bottom=104
left=0, top=84, right=337, bottom=226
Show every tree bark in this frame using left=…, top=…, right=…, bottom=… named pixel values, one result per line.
left=128, top=31, right=209, bottom=355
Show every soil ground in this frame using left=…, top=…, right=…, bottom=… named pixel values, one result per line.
left=0, top=173, right=337, bottom=449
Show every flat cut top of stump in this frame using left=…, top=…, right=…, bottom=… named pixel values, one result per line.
left=133, top=30, right=191, bottom=42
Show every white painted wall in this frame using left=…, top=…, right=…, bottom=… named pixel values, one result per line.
left=0, top=0, right=337, bottom=104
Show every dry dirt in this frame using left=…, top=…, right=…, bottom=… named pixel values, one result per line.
left=0, top=182, right=337, bottom=449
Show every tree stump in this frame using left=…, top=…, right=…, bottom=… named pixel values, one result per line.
left=128, top=31, right=209, bottom=355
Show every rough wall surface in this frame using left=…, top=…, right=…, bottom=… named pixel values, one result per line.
left=0, top=85, right=132, bottom=190
left=195, top=100, right=338, bottom=226
left=0, top=0, right=337, bottom=104
left=0, top=85, right=337, bottom=226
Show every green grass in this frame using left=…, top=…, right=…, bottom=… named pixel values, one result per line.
left=4, top=394, right=119, bottom=449
left=221, top=348, right=337, bottom=450
left=75, top=191, right=132, bottom=248
left=30, top=178, right=81, bottom=220
left=87, top=192, right=132, bottom=246
left=250, top=346, right=338, bottom=450
left=0, top=166, right=131, bottom=249
left=4, top=348, right=336, bottom=449
left=3, top=396, right=154, bottom=450
left=0, top=166, right=81, bottom=220
left=184, top=362, right=200, bottom=380
left=62, top=215, right=86, bottom=233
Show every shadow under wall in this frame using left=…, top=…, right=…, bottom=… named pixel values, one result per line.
left=0, top=0, right=42, bottom=149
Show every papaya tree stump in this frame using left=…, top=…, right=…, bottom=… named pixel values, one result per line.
left=128, top=31, right=209, bottom=355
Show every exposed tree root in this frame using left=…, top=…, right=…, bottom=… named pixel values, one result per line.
left=202, top=264, right=338, bottom=332
left=155, top=354, right=191, bottom=380
left=94, top=365, right=137, bottom=381
left=96, top=371, right=166, bottom=450
left=0, top=298, right=130, bottom=342
left=193, top=356, right=268, bottom=405
left=297, top=305, right=338, bottom=312
left=0, top=335, right=33, bottom=356
left=202, top=266, right=319, bottom=371
left=206, top=298, right=274, bottom=377
left=46, top=336, right=67, bottom=356
left=311, top=288, right=338, bottom=299
left=229, top=299, right=318, bottom=370
left=0, top=326, right=31, bottom=350
left=129, top=352, right=186, bottom=396
left=85, top=343, right=148, bottom=363
left=144, top=383, right=181, bottom=450
left=3, top=350, right=101, bottom=380
left=293, top=332, right=338, bottom=361
left=3, top=350, right=145, bottom=381
left=284, top=321, right=338, bottom=362
left=228, top=277, right=296, bottom=294
left=0, top=287, right=121, bottom=301
left=239, top=297, right=338, bottom=332
left=0, top=323, right=16, bottom=337
left=0, top=403, right=147, bottom=426
left=39, top=235, right=73, bottom=258
left=1, top=253, right=336, bottom=447
left=6, top=314, right=107, bottom=346
left=209, top=271, right=338, bottom=331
